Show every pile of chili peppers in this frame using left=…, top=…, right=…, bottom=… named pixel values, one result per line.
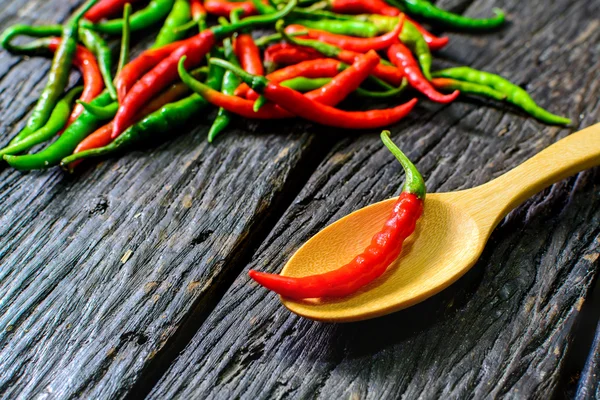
left=0, top=0, right=573, bottom=299
left=0, top=0, right=571, bottom=173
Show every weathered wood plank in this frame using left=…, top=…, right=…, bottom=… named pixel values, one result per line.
left=0, top=2, right=326, bottom=398
left=576, top=323, right=600, bottom=399
left=150, top=0, right=600, bottom=398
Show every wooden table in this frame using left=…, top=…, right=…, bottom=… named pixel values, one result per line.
left=0, top=0, right=599, bottom=398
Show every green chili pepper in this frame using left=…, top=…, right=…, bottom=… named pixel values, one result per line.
left=280, top=76, right=332, bottom=92
left=357, top=14, right=396, bottom=34
left=10, top=0, right=97, bottom=146
left=59, top=95, right=208, bottom=169
left=291, top=7, right=359, bottom=22
left=153, top=0, right=192, bottom=48
left=254, top=30, right=308, bottom=47
left=0, top=24, right=62, bottom=53
left=76, top=100, right=119, bottom=120
left=388, top=0, right=505, bottom=30
left=4, top=91, right=114, bottom=170
left=399, top=21, right=432, bottom=80
left=2, top=25, right=119, bottom=100
left=208, top=13, right=243, bottom=142
left=431, top=77, right=506, bottom=101
left=211, top=0, right=298, bottom=37
left=432, top=67, right=571, bottom=125
left=251, top=0, right=276, bottom=14
left=0, top=86, right=82, bottom=157
left=290, top=18, right=378, bottom=37
left=252, top=0, right=357, bottom=25
left=79, top=28, right=118, bottom=100
left=117, top=3, right=132, bottom=76
left=82, top=0, right=175, bottom=35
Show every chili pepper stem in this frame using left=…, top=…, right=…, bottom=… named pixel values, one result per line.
left=210, top=58, right=268, bottom=91
left=211, top=0, right=298, bottom=38
left=380, top=130, right=425, bottom=199
left=76, top=100, right=119, bottom=120
left=116, top=3, right=132, bottom=76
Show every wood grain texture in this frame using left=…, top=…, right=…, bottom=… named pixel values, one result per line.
left=577, top=321, right=600, bottom=399
left=150, top=0, right=600, bottom=398
left=0, top=2, right=324, bottom=398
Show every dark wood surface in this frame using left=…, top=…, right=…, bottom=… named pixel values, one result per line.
left=0, top=0, right=599, bottom=398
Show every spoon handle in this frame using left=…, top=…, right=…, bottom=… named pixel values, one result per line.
left=473, top=123, right=600, bottom=228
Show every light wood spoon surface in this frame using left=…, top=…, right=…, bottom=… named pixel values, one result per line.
left=279, top=123, right=600, bottom=322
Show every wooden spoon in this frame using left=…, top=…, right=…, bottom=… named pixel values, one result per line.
left=279, top=123, right=600, bottom=322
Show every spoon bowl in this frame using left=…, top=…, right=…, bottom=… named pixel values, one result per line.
left=280, top=123, right=600, bottom=322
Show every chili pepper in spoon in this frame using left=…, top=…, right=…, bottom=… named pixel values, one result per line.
left=249, top=130, right=425, bottom=299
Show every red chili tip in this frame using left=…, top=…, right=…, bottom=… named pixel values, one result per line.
left=429, top=36, right=449, bottom=51
left=248, top=270, right=302, bottom=298
left=432, top=89, right=460, bottom=104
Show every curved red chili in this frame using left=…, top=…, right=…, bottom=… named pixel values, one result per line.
left=190, top=0, right=206, bottom=21
left=263, top=43, right=323, bottom=71
left=248, top=130, right=426, bottom=299
left=203, top=0, right=257, bottom=17
left=406, top=16, right=448, bottom=50
left=387, top=43, right=458, bottom=103
left=329, top=0, right=400, bottom=16
left=294, top=15, right=404, bottom=53
left=84, top=0, right=143, bottom=23
left=302, top=50, right=380, bottom=106
left=208, top=58, right=418, bottom=129
left=47, top=38, right=104, bottom=127
left=115, top=41, right=182, bottom=102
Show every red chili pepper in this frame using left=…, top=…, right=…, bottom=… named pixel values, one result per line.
left=74, top=123, right=113, bottom=157
left=234, top=34, right=264, bottom=76
left=302, top=50, right=380, bottom=106
left=209, top=58, right=418, bottom=129
left=259, top=83, right=417, bottom=128
left=112, top=30, right=216, bottom=138
left=47, top=38, right=104, bottom=127
left=387, top=42, right=458, bottom=103
left=84, top=0, right=143, bottom=23
left=249, top=130, right=426, bottom=299
left=330, top=0, right=400, bottom=16
left=191, top=0, right=207, bottom=20
left=115, top=41, right=183, bottom=102
left=264, top=43, right=323, bottom=71
left=203, top=0, right=257, bottom=17
left=334, top=49, right=403, bottom=86
left=293, top=15, right=404, bottom=53
left=406, top=16, right=448, bottom=50
left=236, top=58, right=343, bottom=98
